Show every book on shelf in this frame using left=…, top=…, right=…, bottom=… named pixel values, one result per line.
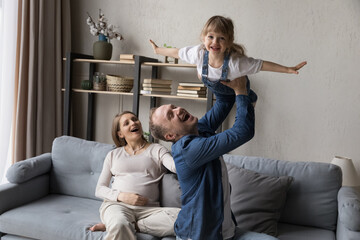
left=177, top=93, right=206, bottom=98
left=142, top=83, right=172, bottom=88
left=119, top=59, right=135, bottom=64
left=143, top=87, right=172, bottom=92
left=119, top=54, right=135, bottom=60
left=143, top=79, right=173, bottom=84
left=177, top=89, right=207, bottom=94
left=178, top=85, right=206, bottom=91
left=178, top=82, right=205, bottom=87
left=141, top=90, right=172, bottom=95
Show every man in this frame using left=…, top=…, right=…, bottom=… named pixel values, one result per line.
left=149, top=77, right=277, bottom=240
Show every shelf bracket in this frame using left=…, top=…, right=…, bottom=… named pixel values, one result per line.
left=63, top=52, right=94, bottom=136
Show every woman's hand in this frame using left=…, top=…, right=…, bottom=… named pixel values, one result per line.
left=117, top=192, right=148, bottom=206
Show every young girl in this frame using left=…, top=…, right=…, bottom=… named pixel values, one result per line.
left=91, top=111, right=180, bottom=240
left=149, top=15, right=307, bottom=102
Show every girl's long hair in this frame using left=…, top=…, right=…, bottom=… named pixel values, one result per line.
left=200, top=15, right=246, bottom=57
left=111, top=111, right=147, bottom=147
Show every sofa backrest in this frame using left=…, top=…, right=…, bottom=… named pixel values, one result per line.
left=50, top=136, right=115, bottom=200
left=223, top=154, right=342, bottom=231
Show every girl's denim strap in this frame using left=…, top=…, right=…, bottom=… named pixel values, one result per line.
left=220, top=52, right=230, bottom=81
left=201, top=50, right=209, bottom=81
left=202, top=50, right=230, bottom=83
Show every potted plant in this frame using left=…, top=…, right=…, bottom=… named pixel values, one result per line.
left=163, top=44, right=179, bottom=64
left=86, top=9, right=124, bottom=60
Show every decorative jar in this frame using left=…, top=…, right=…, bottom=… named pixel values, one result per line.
left=93, top=34, right=113, bottom=60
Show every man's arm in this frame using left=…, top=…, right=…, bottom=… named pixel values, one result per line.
left=197, top=93, right=235, bottom=134
left=198, top=75, right=248, bottom=134
left=180, top=95, right=254, bottom=169
left=180, top=77, right=255, bottom=169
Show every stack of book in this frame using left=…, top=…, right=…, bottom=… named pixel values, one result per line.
left=140, top=79, right=172, bottom=95
left=119, top=54, right=135, bottom=64
left=177, top=82, right=207, bottom=98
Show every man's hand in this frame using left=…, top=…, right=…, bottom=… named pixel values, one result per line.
left=117, top=192, right=148, bottom=206
left=221, top=76, right=248, bottom=96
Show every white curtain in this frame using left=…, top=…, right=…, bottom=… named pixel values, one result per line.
left=0, top=0, right=18, bottom=184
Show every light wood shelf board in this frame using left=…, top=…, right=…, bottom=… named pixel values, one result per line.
left=62, top=58, right=196, bottom=68
left=62, top=88, right=133, bottom=96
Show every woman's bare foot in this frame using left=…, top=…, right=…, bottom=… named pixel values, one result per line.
left=90, top=223, right=106, bottom=232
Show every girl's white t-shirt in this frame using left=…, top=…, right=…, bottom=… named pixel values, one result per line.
left=178, top=44, right=263, bottom=81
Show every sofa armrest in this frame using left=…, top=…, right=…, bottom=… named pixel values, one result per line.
left=337, top=186, right=360, bottom=231
left=0, top=174, right=49, bottom=214
left=6, top=153, right=52, bottom=183
left=336, top=186, right=360, bottom=240
left=336, top=219, right=360, bottom=240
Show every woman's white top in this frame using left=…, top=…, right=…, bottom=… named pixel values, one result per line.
left=95, top=143, right=176, bottom=206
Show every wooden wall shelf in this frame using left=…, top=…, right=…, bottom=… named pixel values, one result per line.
left=62, top=52, right=212, bottom=141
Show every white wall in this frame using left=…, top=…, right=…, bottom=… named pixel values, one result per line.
left=70, top=0, right=360, bottom=174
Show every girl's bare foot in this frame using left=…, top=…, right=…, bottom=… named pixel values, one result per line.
left=90, top=223, right=106, bottom=232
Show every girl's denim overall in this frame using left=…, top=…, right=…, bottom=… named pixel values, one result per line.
left=201, top=50, right=257, bottom=103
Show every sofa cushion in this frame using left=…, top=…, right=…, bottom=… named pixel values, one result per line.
left=277, top=223, right=335, bottom=240
left=338, top=186, right=360, bottom=231
left=50, top=136, right=114, bottom=200
left=6, top=153, right=51, bottom=184
left=0, top=235, right=35, bottom=240
left=224, top=155, right=342, bottom=231
left=0, top=194, right=104, bottom=240
left=227, top=164, right=293, bottom=236
left=0, top=194, right=168, bottom=240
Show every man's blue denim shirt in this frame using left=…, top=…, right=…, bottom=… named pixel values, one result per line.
left=171, top=93, right=255, bottom=240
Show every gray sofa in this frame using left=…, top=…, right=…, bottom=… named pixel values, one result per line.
left=0, top=136, right=359, bottom=240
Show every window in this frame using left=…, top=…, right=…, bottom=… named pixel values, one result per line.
left=0, top=0, right=17, bottom=184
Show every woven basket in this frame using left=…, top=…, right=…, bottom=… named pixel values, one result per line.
left=106, top=74, right=134, bottom=92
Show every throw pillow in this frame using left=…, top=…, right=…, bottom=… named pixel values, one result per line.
left=227, top=164, right=293, bottom=236
left=6, top=153, right=52, bottom=183
left=160, top=173, right=181, bottom=208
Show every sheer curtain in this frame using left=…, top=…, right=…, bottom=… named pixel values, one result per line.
left=0, top=0, right=71, bottom=183
left=0, top=0, right=18, bottom=184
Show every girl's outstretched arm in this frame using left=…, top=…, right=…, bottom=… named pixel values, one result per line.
left=149, top=39, right=180, bottom=59
left=261, top=60, right=307, bottom=74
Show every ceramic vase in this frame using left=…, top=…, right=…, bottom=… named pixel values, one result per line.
left=93, top=34, right=113, bottom=60
left=81, top=80, right=93, bottom=90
